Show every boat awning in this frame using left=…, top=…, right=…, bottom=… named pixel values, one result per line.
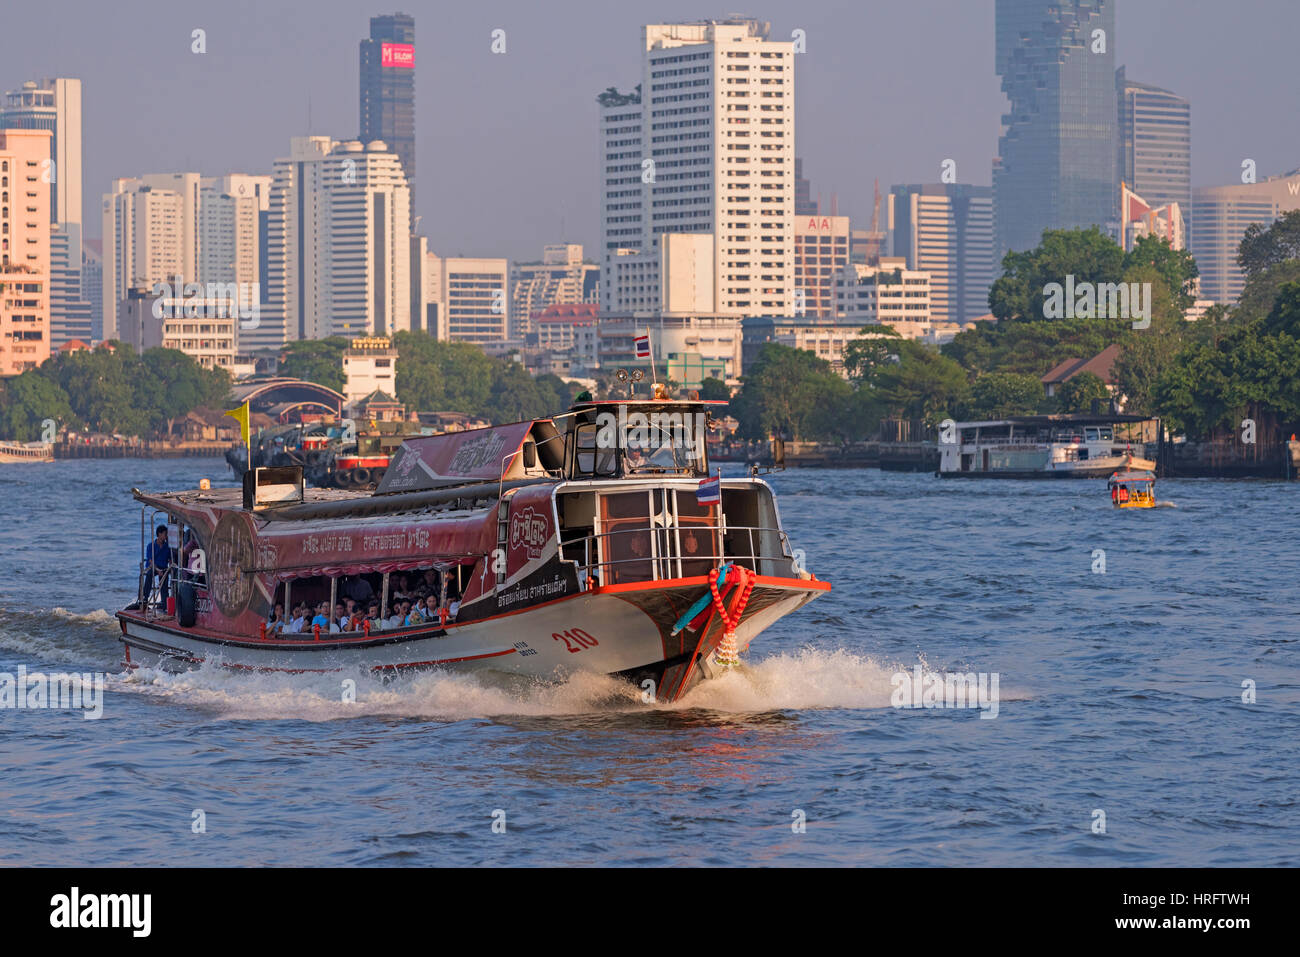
left=375, top=421, right=537, bottom=494
left=1108, top=470, right=1155, bottom=483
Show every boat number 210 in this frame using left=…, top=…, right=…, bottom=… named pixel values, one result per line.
left=552, top=628, right=599, bottom=653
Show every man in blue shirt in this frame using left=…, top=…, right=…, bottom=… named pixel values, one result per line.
left=142, top=525, right=171, bottom=609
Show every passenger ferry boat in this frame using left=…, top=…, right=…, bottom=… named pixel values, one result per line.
left=938, top=414, right=1158, bottom=479
left=0, top=440, right=53, bottom=463
left=1108, top=469, right=1156, bottom=508
left=117, top=395, right=829, bottom=702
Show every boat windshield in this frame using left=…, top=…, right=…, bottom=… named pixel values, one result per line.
left=623, top=422, right=703, bottom=475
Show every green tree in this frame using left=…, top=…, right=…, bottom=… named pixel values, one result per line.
left=0, top=372, right=74, bottom=440
left=697, top=377, right=730, bottom=401
left=988, top=227, right=1126, bottom=322
left=842, top=325, right=904, bottom=386
left=965, top=372, right=1044, bottom=419
left=393, top=332, right=495, bottom=414
left=1055, top=371, right=1111, bottom=414
left=280, top=337, right=348, bottom=393
left=872, top=339, right=970, bottom=425
left=1122, top=235, right=1199, bottom=313
left=1238, top=210, right=1300, bottom=280
left=731, top=344, right=853, bottom=441
left=138, top=348, right=232, bottom=435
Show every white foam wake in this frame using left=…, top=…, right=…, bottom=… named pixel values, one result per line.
left=111, top=646, right=920, bottom=722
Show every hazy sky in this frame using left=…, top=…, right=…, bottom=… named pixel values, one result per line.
left=3, top=0, right=1297, bottom=260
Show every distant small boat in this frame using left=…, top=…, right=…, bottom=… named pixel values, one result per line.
left=1108, top=468, right=1156, bottom=509
left=0, top=441, right=53, bottom=463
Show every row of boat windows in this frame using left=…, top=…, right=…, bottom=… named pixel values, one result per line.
left=266, top=568, right=466, bottom=635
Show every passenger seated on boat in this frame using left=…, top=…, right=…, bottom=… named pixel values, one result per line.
left=286, top=604, right=307, bottom=634
left=334, top=603, right=349, bottom=631
left=421, top=569, right=440, bottom=594
left=267, top=604, right=286, bottom=634
left=311, top=601, right=331, bottom=632
left=387, top=600, right=409, bottom=628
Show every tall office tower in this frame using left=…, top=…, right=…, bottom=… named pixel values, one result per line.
left=795, top=157, right=818, bottom=216
left=510, top=243, right=599, bottom=337
left=597, top=85, right=644, bottom=312
left=359, top=13, right=416, bottom=224
left=1190, top=170, right=1300, bottom=304
left=49, top=223, right=93, bottom=346
left=993, top=0, right=1117, bottom=257
left=266, top=136, right=411, bottom=346
left=1, top=78, right=81, bottom=227
left=267, top=136, right=333, bottom=346
left=598, top=19, right=796, bottom=316
left=890, top=184, right=996, bottom=324
left=1116, top=68, right=1191, bottom=225
left=101, top=180, right=185, bottom=341
left=0, top=129, right=53, bottom=374
left=82, top=239, right=102, bottom=340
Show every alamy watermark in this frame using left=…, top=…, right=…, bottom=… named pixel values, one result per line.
left=1043, top=275, right=1151, bottom=330
left=891, top=665, right=1000, bottom=719
left=151, top=275, right=260, bottom=328
left=1, top=666, right=105, bottom=719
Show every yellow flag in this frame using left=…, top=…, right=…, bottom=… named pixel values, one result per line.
left=224, top=401, right=250, bottom=448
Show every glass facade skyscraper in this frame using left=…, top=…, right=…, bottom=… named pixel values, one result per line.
left=993, top=0, right=1117, bottom=257
left=359, top=13, right=416, bottom=226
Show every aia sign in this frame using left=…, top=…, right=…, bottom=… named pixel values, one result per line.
left=510, top=506, right=548, bottom=560
left=381, top=42, right=415, bottom=68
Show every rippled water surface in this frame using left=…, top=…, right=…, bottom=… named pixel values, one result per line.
left=1, top=458, right=1296, bottom=866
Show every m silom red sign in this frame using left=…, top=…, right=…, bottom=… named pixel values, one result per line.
left=381, top=42, right=415, bottom=68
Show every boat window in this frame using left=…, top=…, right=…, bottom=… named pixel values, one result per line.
left=573, top=423, right=617, bottom=477
left=1099, top=426, right=1113, bottom=441
left=1085, top=428, right=1099, bottom=442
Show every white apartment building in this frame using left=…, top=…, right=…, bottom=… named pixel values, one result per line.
left=834, top=257, right=933, bottom=339
left=426, top=253, right=508, bottom=343
left=535, top=304, right=599, bottom=373
left=117, top=285, right=236, bottom=371
left=101, top=181, right=184, bottom=341
left=599, top=19, right=796, bottom=316
left=607, top=232, right=715, bottom=315
left=265, top=137, right=411, bottom=345
left=888, top=184, right=995, bottom=325
left=1190, top=169, right=1300, bottom=304
left=342, top=335, right=398, bottom=404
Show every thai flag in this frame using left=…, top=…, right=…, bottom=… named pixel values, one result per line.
left=696, top=475, right=721, bottom=505
left=634, top=335, right=651, bottom=359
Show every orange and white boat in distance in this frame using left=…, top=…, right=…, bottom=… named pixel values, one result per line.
left=117, top=396, right=829, bottom=702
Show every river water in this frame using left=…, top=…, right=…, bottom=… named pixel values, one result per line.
left=1, top=458, right=1296, bottom=866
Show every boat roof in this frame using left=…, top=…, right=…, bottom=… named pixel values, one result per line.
left=950, top=414, right=1153, bottom=428
left=1109, top=470, right=1155, bottom=482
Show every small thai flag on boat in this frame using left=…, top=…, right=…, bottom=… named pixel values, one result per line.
left=634, top=335, right=651, bottom=359
left=696, top=475, right=721, bottom=505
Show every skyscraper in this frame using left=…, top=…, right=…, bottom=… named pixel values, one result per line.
left=890, top=184, right=996, bottom=324
left=993, top=0, right=1117, bottom=256
left=266, top=136, right=411, bottom=345
left=0, top=78, right=81, bottom=227
left=1190, top=170, right=1300, bottom=304
left=598, top=19, right=796, bottom=316
left=0, top=128, right=53, bottom=374
left=359, top=13, right=416, bottom=224
left=1116, top=68, right=1191, bottom=218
